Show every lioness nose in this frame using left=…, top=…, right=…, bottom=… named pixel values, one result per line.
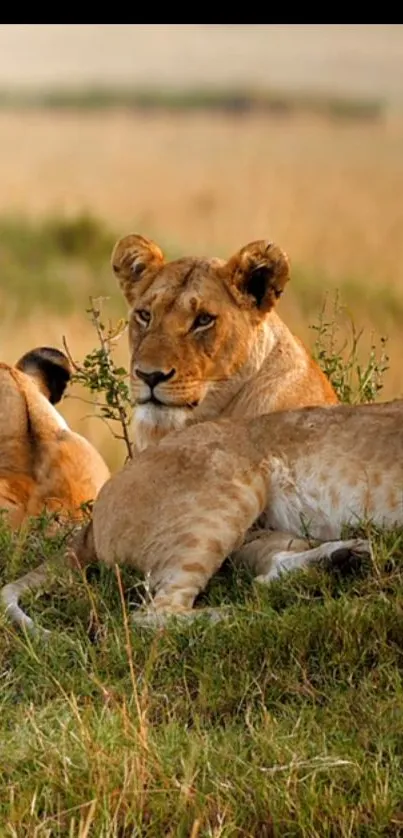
left=135, top=368, right=175, bottom=389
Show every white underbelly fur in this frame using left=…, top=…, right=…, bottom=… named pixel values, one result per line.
left=261, top=455, right=403, bottom=540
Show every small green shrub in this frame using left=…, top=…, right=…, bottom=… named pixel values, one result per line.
left=63, top=297, right=133, bottom=460
left=311, top=294, right=389, bottom=404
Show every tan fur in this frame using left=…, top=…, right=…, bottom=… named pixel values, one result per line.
left=0, top=358, right=110, bottom=528
left=3, top=399, right=403, bottom=633
left=0, top=236, right=343, bottom=634
left=111, top=234, right=338, bottom=451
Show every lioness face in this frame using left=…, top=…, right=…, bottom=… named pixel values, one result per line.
left=112, top=235, right=290, bottom=449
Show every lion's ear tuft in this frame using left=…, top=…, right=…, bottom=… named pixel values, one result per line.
left=16, top=346, right=71, bottom=405
left=223, top=240, right=290, bottom=314
left=111, top=234, right=165, bottom=306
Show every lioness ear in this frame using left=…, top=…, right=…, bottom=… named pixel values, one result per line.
left=111, top=234, right=165, bottom=305
left=224, top=240, right=290, bottom=313
left=16, top=346, right=71, bottom=405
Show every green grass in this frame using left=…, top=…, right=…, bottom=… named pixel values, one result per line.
left=0, top=85, right=385, bottom=121
left=0, top=215, right=117, bottom=315
left=293, top=267, right=403, bottom=332
left=1, top=519, right=403, bottom=835
left=0, top=216, right=188, bottom=318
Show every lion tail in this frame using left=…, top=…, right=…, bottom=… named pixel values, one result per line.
left=0, top=556, right=67, bottom=635
left=1, top=521, right=96, bottom=636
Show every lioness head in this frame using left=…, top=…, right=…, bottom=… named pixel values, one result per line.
left=112, top=234, right=290, bottom=450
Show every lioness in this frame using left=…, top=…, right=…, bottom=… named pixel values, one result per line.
left=1, top=236, right=342, bottom=632
left=3, top=400, right=402, bottom=632
left=0, top=347, right=110, bottom=528
left=111, top=234, right=338, bottom=452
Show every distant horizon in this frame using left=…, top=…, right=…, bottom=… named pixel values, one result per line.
left=0, top=24, right=402, bottom=105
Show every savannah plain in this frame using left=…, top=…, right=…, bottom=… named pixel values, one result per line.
left=2, top=26, right=403, bottom=835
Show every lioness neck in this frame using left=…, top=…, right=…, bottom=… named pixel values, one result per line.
left=196, top=313, right=337, bottom=424
left=132, top=313, right=337, bottom=453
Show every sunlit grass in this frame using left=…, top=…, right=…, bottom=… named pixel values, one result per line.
left=1, top=518, right=403, bottom=835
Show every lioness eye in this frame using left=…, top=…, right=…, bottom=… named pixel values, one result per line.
left=192, top=312, right=216, bottom=331
left=135, top=309, right=151, bottom=326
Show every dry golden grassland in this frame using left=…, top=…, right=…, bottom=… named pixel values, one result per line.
left=1, top=108, right=403, bottom=467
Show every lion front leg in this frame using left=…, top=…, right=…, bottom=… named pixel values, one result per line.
left=130, top=505, right=258, bottom=629
left=232, top=528, right=372, bottom=583
left=232, top=529, right=312, bottom=577
left=131, top=555, right=232, bottom=628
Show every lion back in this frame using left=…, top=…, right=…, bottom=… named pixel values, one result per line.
left=0, top=364, right=32, bottom=475
left=0, top=358, right=110, bottom=527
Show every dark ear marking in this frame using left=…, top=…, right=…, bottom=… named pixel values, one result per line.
left=224, top=239, right=290, bottom=314
left=132, top=261, right=145, bottom=276
left=16, top=347, right=71, bottom=404
left=247, top=266, right=278, bottom=306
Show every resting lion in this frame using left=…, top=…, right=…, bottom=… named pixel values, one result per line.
left=3, top=399, right=402, bottom=632
left=1, top=235, right=343, bottom=632
left=0, top=346, right=110, bottom=528
left=111, top=234, right=338, bottom=452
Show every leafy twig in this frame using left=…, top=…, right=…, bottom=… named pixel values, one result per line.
left=63, top=297, right=133, bottom=459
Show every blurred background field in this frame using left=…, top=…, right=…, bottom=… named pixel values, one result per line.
left=1, top=24, right=403, bottom=469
